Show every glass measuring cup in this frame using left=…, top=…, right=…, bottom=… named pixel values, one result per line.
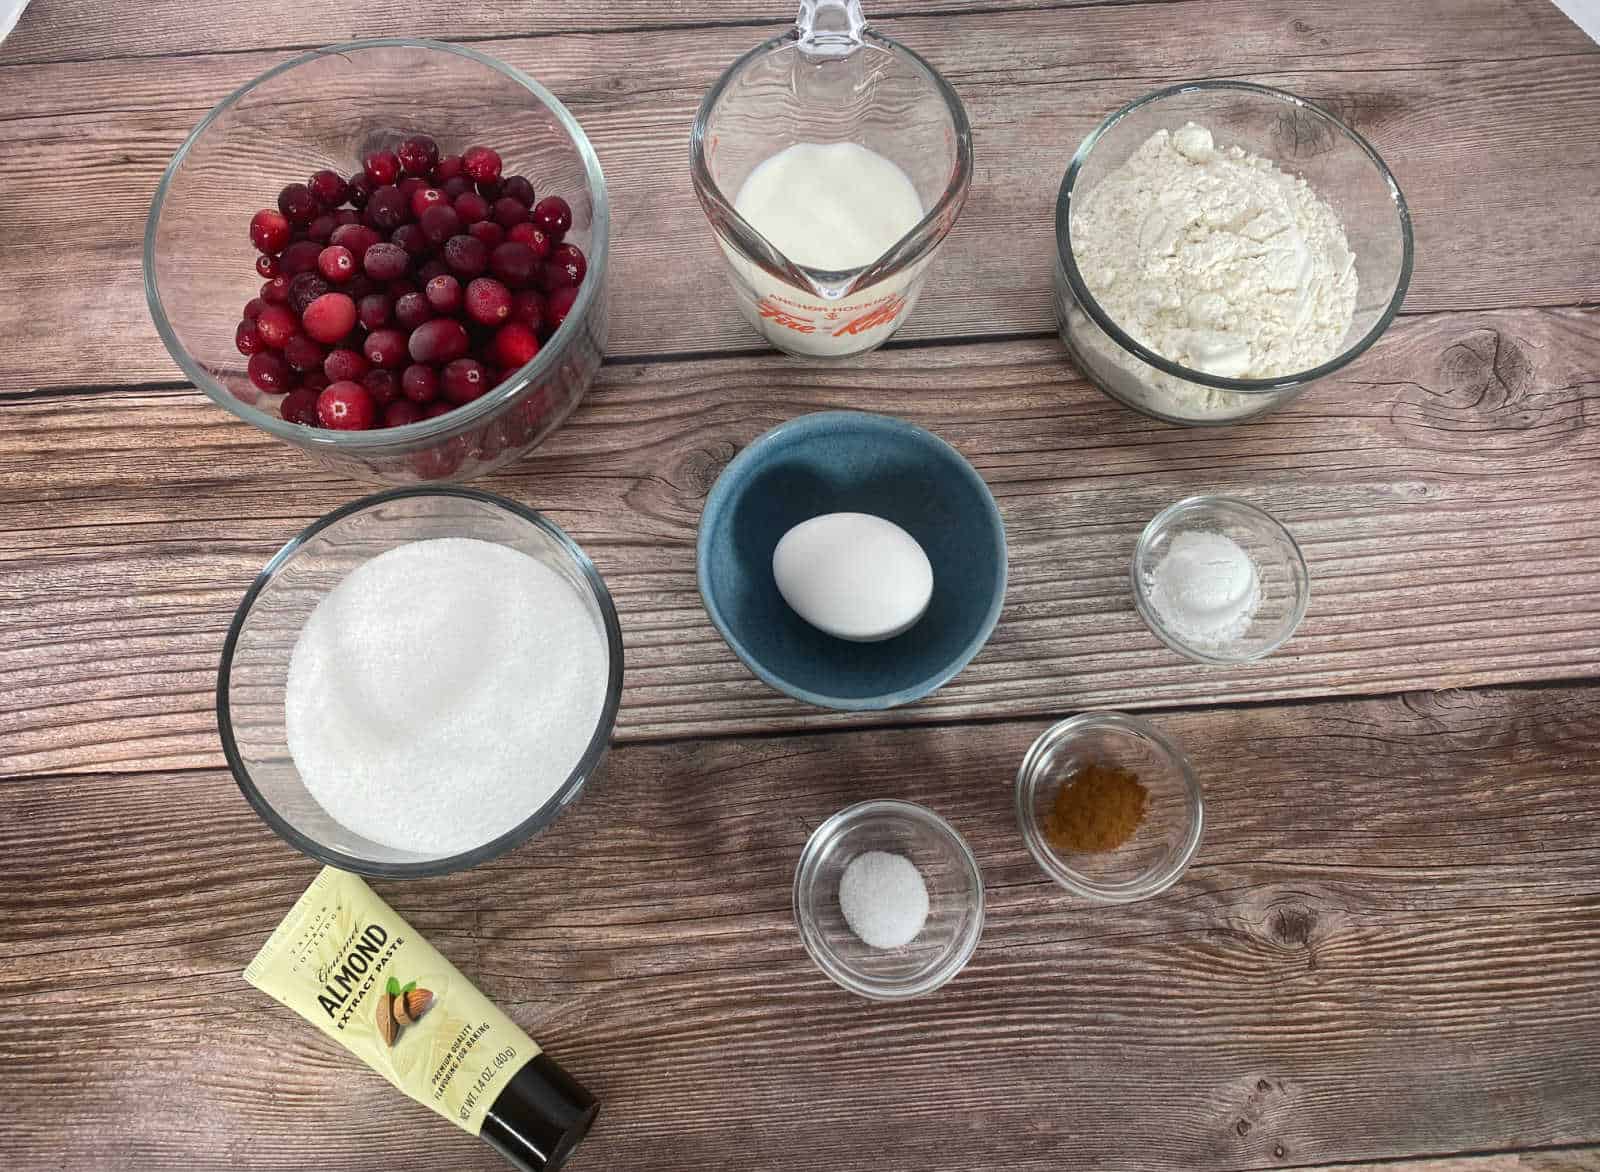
left=690, top=0, right=972, bottom=358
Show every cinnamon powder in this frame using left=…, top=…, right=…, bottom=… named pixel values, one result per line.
left=1045, top=762, right=1148, bottom=853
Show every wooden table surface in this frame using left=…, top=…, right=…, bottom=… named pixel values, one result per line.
left=3, top=0, right=1600, bottom=1169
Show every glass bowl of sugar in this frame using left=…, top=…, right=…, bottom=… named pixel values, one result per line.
left=218, top=486, right=624, bottom=877
left=1131, top=495, right=1310, bottom=664
left=793, top=800, right=984, bottom=1001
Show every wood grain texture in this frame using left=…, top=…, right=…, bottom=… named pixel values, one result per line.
left=2, top=0, right=1599, bottom=390
left=1314, top=1153, right=1600, bottom=1172
left=2, top=308, right=1598, bottom=777
left=2, top=684, right=1598, bottom=1170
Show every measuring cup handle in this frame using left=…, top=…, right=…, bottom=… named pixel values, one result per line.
left=796, top=0, right=866, bottom=54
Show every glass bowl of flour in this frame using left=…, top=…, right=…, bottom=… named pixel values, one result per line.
left=1055, top=81, right=1413, bottom=425
left=219, top=487, right=624, bottom=876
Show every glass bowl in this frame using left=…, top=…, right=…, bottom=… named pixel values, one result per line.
left=145, top=38, right=609, bottom=484
left=793, top=800, right=984, bottom=1000
left=1054, top=81, right=1413, bottom=425
left=217, top=487, right=624, bottom=877
left=1132, top=495, right=1310, bottom=664
left=1016, top=712, right=1202, bottom=902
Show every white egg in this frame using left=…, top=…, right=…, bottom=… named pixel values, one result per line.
left=772, top=512, right=934, bottom=642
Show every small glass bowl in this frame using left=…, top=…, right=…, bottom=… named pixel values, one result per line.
left=793, top=800, right=984, bottom=1001
left=1132, top=495, right=1310, bottom=664
left=1016, top=712, right=1202, bottom=902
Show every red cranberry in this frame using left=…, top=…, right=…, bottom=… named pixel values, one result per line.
left=356, top=293, right=391, bottom=330
left=235, top=319, right=264, bottom=355
left=419, top=278, right=456, bottom=316
left=493, top=322, right=541, bottom=368
left=475, top=177, right=503, bottom=200
left=280, top=240, right=323, bottom=277
left=421, top=402, right=456, bottom=422
left=410, top=186, right=447, bottom=219
left=324, top=347, right=369, bottom=382
left=467, top=221, right=505, bottom=249
left=462, top=145, right=502, bottom=184
left=432, top=155, right=464, bottom=183
left=250, top=209, right=292, bottom=253
left=280, top=387, right=321, bottom=425
left=306, top=213, right=337, bottom=243
left=398, top=175, right=426, bottom=201
left=489, top=242, right=537, bottom=288
left=318, top=380, right=376, bottom=429
left=364, top=185, right=410, bottom=231
left=502, top=175, right=535, bottom=207
left=547, top=243, right=587, bottom=287
left=346, top=173, right=374, bottom=209
left=507, top=222, right=553, bottom=261
left=363, top=150, right=401, bottom=187
left=393, top=291, right=434, bottom=330
left=243, top=297, right=267, bottom=321
left=452, top=191, right=490, bottom=224
left=511, top=289, right=545, bottom=332
left=362, top=242, right=410, bottom=281
left=329, top=223, right=382, bottom=262
left=442, top=357, right=489, bottom=404
left=364, top=328, right=409, bottom=369
left=302, top=369, right=331, bottom=393
left=308, top=169, right=348, bottom=208
left=318, top=245, right=357, bottom=283
left=442, top=175, right=473, bottom=200
left=278, top=182, right=319, bottom=225
left=531, top=196, right=572, bottom=240
left=443, top=234, right=488, bottom=276
left=302, top=292, right=357, bottom=344
left=419, top=204, right=463, bottom=246
left=415, top=259, right=447, bottom=285
left=392, top=223, right=429, bottom=256
left=248, top=350, right=292, bottom=391
left=401, top=363, right=440, bottom=403
left=287, top=271, right=330, bottom=315
left=334, top=208, right=361, bottom=227
left=385, top=399, right=425, bottom=427
left=363, top=368, right=399, bottom=406
left=255, top=303, right=299, bottom=348
left=465, top=278, right=513, bottom=326
left=546, top=284, right=579, bottom=332
left=283, top=333, right=326, bottom=372
left=407, top=318, right=469, bottom=364
left=261, top=276, right=291, bottom=304
left=491, top=196, right=528, bottom=228
left=397, top=135, right=439, bottom=177
left=385, top=276, right=417, bottom=299
left=254, top=253, right=279, bottom=278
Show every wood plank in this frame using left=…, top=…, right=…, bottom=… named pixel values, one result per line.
left=2, top=0, right=1599, bottom=390
left=1304, top=1152, right=1600, bottom=1172
left=2, top=684, right=1598, bottom=1170
left=2, top=307, right=1598, bottom=777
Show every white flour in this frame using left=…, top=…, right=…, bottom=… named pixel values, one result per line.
left=1069, top=123, right=1358, bottom=419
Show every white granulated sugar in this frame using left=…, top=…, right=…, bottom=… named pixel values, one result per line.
left=285, top=537, right=608, bottom=857
left=1071, top=122, right=1358, bottom=418
left=838, top=850, right=929, bottom=950
left=1146, top=529, right=1261, bottom=648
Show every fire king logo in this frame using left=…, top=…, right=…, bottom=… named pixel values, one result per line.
left=756, top=298, right=816, bottom=333
left=833, top=295, right=906, bottom=336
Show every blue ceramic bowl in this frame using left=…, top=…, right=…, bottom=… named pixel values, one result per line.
left=697, top=411, right=1007, bottom=710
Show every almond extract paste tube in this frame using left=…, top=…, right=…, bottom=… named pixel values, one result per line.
left=245, top=866, right=598, bottom=1171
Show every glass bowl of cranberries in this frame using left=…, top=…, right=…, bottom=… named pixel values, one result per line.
left=144, top=38, right=607, bottom=483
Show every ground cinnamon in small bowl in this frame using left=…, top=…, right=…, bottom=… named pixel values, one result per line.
left=1044, top=762, right=1148, bottom=852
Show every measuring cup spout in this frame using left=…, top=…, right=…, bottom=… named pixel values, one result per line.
left=796, top=0, right=867, bottom=56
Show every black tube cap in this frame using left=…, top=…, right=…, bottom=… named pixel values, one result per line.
left=479, top=1052, right=599, bottom=1172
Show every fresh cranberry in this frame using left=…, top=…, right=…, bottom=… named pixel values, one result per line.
left=363, top=368, right=399, bottom=406
left=302, top=369, right=331, bottom=393
left=490, top=196, right=528, bottom=228
left=385, top=399, right=425, bottom=427
left=410, top=185, right=447, bottom=219
left=243, top=297, right=267, bottom=321
left=547, top=243, right=587, bottom=288
left=531, top=196, right=572, bottom=240
left=317, top=245, right=357, bottom=283
left=475, top=177, right=503, bottom=200
left=280, top=240, right=323, bottom=277
left=306, top=214, right=337, bottom=243
left=464, top=278, right=512, bottom=326
left=346, top=173, right=374, bottom=209
left=324, top=347, right=368, bottom=382
left=363, top=328, right=409, bottom=369
left=489, top=242, right=537, bottom=288
left=546, top=284, right=579, bottom=332
left=442, top=357, right=489, bottom=404
left=452, top=191, right=490, bottom=225
left=278, top=182, right=319, bottom=225
left=362, top=242, right=410, bottom=281
left=287, top=272, right=330, bottom=315
left=442, top=175, right=473, bottom=200
left=401, top=363, right=440, bottom=403
left=247, top=350, right=291, bottom=391
left=421, top=402, right=456, bottom=422
left=254, top=253, right=279, bottom=278
left=443, top=234, right=488, bottom=276
left=502, top=176, right=535, bottom=208
left=394, top=290, right=434, bottom=330
left=492, top=322, right=541, bottom=368
left=467, top=221, right=505, bottom=249
left=392, top=223, right=429, bottom=256
left=363, top=150, right=401, bottom=187
left=279, top=387, right=321, bottom=425
left=250, top=209, right=292, bottom=253
left=462, top=145, right=502, bottom=184
left=261, top=275, right=291, bottom=304
left=356, top=293, right=391, bottom=330
left=235, top=319, right=264, bottom=355
left=334, top=209, right=361, bottom=227
left=511, top=289, right=545, bottom=332
left=329, top=223, right=382, bottom=262
left=283, top=333, right=326, bottom=372
left=318, top=380, right=376, bottom=429
left=507, top=222, right=553, bottom=261
left=397, top=135, right=439, bottom=177
left=254, top=304, right=299, bottom=348
left=424, top=274, right=462, bottom=313
left=302, top=292, right=357, bottom=344
left=364, top=185, right=410, bottom=231
left=308, top=169, right=348, bottom=208
left=398, top=176, right=427, bottom=202
left=432, top=155, right=464, bottom=183
left=419, top=204, right=463, bottom=246
left=407, top=318, right=469, bottom=364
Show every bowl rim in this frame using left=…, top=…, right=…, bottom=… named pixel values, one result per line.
left=144, top=36, right=610, bottom=452
left=695, top=409, right=1008, bottom=711
left=792, top=798, right=985, bottom=1001
left=1130, top=494, right=1311, bottom=665
left=1015, top=710, right=1204, bottom=902
left=1055, top=79, right=1414, bottom=393
left=216, top=485, right=625, bottom=877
